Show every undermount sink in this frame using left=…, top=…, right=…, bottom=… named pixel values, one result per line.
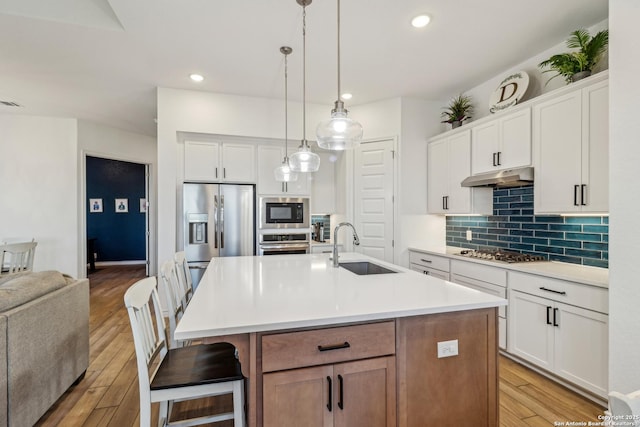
left=339, top=261, right=397, bottom=275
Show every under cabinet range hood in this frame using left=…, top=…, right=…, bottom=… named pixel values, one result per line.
left=461, top=167, right=534, bottom=188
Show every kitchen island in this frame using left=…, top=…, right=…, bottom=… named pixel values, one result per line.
left=175, top=253, right=507, bottom=427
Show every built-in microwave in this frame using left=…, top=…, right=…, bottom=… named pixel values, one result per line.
left=259, top=197, right=309, bottom=229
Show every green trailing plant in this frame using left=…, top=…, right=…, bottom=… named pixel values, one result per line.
left=538, top=28, right=609, bottom=84
left=441, top=94, right=473, bottom=125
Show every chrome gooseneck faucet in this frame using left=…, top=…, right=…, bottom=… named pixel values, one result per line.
left=333, top=222, right=360, bottom=267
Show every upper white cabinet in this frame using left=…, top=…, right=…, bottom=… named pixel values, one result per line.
left=184, top=140, right=256, bottom=183
left=257, top=144, right=309, bottom=196
left=471, top=108, right=531, bottom=174
left=427, top=130, right=492, bottom=215
left=533, top=78, right=609, bottom=214
left=310, top=150, right=336, bottom=213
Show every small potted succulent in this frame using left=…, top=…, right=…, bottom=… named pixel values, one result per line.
left=441, top=94, right=474, bottom=129
left=538, top=28, right=609, bottom=85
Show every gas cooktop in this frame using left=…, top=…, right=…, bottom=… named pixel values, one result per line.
left=455, top=248, right=547, bottom=263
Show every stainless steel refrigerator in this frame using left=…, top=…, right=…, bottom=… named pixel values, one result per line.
left=182, top=183, right=255, bottom=286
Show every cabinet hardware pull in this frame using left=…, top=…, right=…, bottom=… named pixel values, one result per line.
left=539, top=287, right=567, bottom=296
left=424, top=270, right=430, bottom=275
left=318, top=342, right=351, bottom=352
left=337, top=374, right=344, bottom=410
left=445, top=196, right=449, bottom=210
left=573, top=185, right=579, bottom=206
left=581, top=184, right=587, bottom=206
left=492, top=152, right=497, bottom=167
left=215, top=167, right=218, bottom=179
left=420, top=258, right=433, bottom=263
left=442, top=196, right=446, bottom=210
left=497, top=151, right=502, bottom=166
left=326, top=376, right=332, bottom=411
left=223, top=167, right=226, bottom=179
left=553, top=308, right=559, bottom=327
left=546, top=306, right=552, bottom=325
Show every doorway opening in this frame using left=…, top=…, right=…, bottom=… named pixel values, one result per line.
left=85, top=156, right=150, bottom=275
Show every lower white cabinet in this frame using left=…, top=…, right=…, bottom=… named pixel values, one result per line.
left=508, top=272, right=608, bottom=398
left=311, top=244, right=342, bottom=254
left=408, top=251, right=450, bottom=280
left=450, top=260, right=507, bottom=350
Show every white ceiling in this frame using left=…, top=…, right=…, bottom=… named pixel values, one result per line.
left=0, top=0, right=608, bottom=137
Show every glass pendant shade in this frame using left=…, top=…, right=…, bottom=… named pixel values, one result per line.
left=316, top=107, right=363, bottom=150
left=289, top=142, right=320, bottom=172
left=274, top=158, right=298, bottom=182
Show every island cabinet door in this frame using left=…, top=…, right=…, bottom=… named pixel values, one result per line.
left=333, top=357, right=396, bottom=427
left=263, top=365, right=333, bottom=427
left=396, top=309, right=498, bottom=427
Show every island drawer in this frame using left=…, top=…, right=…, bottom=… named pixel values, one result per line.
left=261, top=321, right=395, bottom=372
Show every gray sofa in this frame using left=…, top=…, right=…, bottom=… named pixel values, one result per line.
left=0, top=271, right=89, bottom=427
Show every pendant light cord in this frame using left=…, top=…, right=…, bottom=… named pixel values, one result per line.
left=336, top=0, right=341, bottom=100
left=284, top=51, right=289, bottom=157
left=302, top=4, right=307, bottom=147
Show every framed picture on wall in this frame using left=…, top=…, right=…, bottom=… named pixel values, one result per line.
left=115, top=198, right=128, bottom=213
left=89, top=198, right=103, bottom=213
left=140, top=198, right=148, bottom=213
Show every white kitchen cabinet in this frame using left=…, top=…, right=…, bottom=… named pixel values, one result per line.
left=257, top=144, right=310, bottom=196
left=310, top=151, right=336, bottom=213
left=471, top=107, right=531, bottom=174
left=184, top=140, right=256, bottom=183
left=450, top=260, right=507, bottom=349
left=427, top=130, right=492, bottom=215
left=311, top=243, right=342, bottom=254
left=533, top=78, right=609, bottom=214
left=508, top=271, right=608, bottom=398
left=408, top=250, right=450, bottom=280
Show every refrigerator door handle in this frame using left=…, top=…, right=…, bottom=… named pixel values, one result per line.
left=220, top=195, right=225, bottom=248
left=213, top=195, right=218, bottom=249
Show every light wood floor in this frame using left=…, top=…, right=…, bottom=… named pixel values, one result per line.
left=35, top=265, right=605, bottom=426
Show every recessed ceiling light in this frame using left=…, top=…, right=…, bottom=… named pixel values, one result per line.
left=189, top=74, right=204, bottom=82
left=341, top=93, right=353, bottom=100
left=411, top=14, right=431, bottom=28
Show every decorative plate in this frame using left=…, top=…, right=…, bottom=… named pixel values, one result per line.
left=489, top=71, right=529, bottom=113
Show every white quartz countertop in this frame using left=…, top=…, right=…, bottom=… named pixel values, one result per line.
left=409, top=246, right=609, bottom=289
left=174, top=253, right=506, bottom=340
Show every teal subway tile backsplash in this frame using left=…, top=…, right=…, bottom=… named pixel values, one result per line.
left=446, top=185, right=608, bottom=268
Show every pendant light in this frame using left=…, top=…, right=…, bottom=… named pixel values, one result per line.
left=316, top=0, right=363, bottom=150
left=289, top=0, right=321, bottom=173
left=274, top=46, right=299, bottom=183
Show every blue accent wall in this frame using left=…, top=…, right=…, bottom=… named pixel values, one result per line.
left=86, top=156, right=146, bottom=262
left=446, top=185, right=608, bottom=268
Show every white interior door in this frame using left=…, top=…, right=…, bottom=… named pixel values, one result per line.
left=354, top=139, right=395, bottom=263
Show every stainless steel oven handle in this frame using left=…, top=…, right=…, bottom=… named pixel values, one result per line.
left=259, top=244, right=310, bottom=250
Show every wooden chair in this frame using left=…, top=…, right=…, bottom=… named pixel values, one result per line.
left=173, top=251, right=194, bottom=304
left=1, top=241, right=37, bottom=274
left=159, top=260, right=189, bottom=349
left=124, top=276, right=245, bottom=427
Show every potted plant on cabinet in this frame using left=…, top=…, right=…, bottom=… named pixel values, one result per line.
left=538, top=28, right=609, bottom=85
left=441, top=94, right=474, bottom=129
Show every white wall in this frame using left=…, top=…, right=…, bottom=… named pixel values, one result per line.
left=461, top=19, right=609, bottom=122
left=609, top=0, right=640, bottom=394
left=77, top=120, right=157, bottom=274
left=0, top=114, right=79, bottom=276
left=349, top=98, right=446, bottom=267
left=156, top=87, right=330, bottom=265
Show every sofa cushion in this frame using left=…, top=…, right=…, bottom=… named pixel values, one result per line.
left=0, top=271, right=68, bottom=311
